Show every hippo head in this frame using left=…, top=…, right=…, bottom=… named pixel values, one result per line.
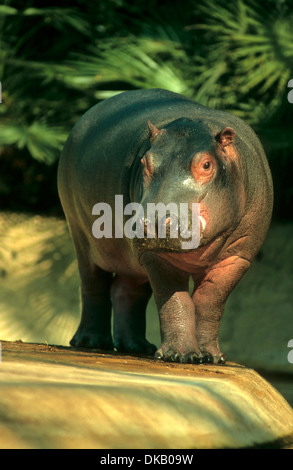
left=130, top=117, right=245, bottom=254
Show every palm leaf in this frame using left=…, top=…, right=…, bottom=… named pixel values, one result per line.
left=64, top=34, right=193, bottom=97
left=0, top=121, right=67, bottom=164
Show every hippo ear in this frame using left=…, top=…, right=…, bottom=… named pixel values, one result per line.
left=216, top=127, right=236, bottom=147
left=147, top=120, right=164, bottom=142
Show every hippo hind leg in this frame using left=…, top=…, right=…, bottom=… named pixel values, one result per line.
left=111, top=275, right=157, bottom=356
left=69, top=234, right=114, bottom=350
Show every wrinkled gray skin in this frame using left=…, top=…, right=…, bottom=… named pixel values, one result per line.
left=58, top=89, right=273, bottom=364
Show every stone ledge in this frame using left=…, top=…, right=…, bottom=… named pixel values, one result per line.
left=0, top=340, right=293, bottom=449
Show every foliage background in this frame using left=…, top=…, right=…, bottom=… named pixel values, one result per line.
left=0, top=0, right=293, bottom=219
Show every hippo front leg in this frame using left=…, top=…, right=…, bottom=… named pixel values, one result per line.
left=192, top=256, right=250, bottom=364
left=141, top=253, right=203, bottom=363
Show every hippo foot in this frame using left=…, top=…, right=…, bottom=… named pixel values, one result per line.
left=199, top=350, right=227, bottom=365
left=154, top=345, right=204, bottom=364
left=70, top=328, right=114, bottom=351
left=114, top=338, right=157, bottom=357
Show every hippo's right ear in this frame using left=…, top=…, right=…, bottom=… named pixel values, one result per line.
left=215, top=127, right=236, bottom=147
left=147, top=121, right=165, bottom=142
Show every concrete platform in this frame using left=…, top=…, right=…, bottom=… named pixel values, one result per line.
left=0, top=340, right=293, bottom=449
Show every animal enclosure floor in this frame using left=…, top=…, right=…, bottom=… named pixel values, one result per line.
left=0, top=340, right=293, bottom=449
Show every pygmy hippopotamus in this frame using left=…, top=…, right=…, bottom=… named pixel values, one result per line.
left=58, top=88, right=273, bottom=364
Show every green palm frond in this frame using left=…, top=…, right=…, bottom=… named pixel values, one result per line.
left=0, top=5, right=17, bottom=15
left=189, top=0, right=293, bottom=122
left=0, top=121, right=67, bottom=164
left=0, top=0, right=292, bottom=164
left=64, top=34, right=193, bottom=98
left=21, top=6, right=90, bottom=35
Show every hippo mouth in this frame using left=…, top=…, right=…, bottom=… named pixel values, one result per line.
left=133, top=211, right=208, bottom=256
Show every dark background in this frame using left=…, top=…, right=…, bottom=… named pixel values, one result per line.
left=0, top=0, right=293, bottom=220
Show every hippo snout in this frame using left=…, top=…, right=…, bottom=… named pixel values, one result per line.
left=133, top=206, right=202, bottom=252
left=137, top=212, right=179, bottom=239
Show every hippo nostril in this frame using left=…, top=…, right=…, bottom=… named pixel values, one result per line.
left=137, top=216, right=145, bottom=228
left=136, top=217, right=149, bottom=237
left=159, top=213, right=178, bottom=237
left=141, top=217, right=156, bottom=238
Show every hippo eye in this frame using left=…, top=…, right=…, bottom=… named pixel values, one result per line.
left=141, top=152, right=155, bottom=186
left=191, top=152, right=216, bottom=184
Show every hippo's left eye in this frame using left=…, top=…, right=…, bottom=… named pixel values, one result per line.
left=191, top=152, right=216, bottom=184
